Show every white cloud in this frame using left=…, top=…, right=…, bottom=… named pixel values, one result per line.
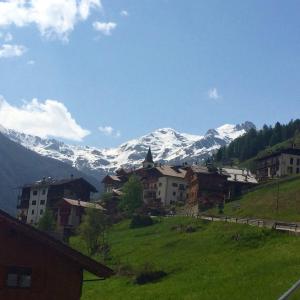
left=0, top=97, right=90, bottom=141
left=93, top=21, right=117, bottom=36
left=120, top=10, right=128, bottom=17
left=0, top=0, right=102, bottom=40
left=27, top=59, right=35, bottom=65
left=0, top=44, right=26, bottom=58
left=208, top=88, right=221, bottom=100
left=98, top=126, right=120, bottom=137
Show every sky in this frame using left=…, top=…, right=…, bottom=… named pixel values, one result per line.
left=0, top=0, right=300, bottom=148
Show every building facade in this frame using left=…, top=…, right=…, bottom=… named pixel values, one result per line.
left=185, top=165, right=229, bottom=214
left=256, top=148, right=300, bottom=181
left=0, top=209, right=113, bottom=300
left=17, top=177, right=97, bottom=226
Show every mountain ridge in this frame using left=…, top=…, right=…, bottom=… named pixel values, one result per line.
left=1, top=121, right=255, bottom=179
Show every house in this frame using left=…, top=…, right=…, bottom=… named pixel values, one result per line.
left=57, top=199, right=103, bottom=237
left=133, top=149, right=187, bottom=206
left=255, top=148, right=300, bottom=181
left=101, top=148, right=187, bottom=208
left=222, top=167, right=258, bottom=199
left=17, top=177, right=97, bottom=225
left=185, top=165, right=229, bottom=214
left=0, top=209, right=113, bottom=300
left=102, top=169, right=129, bottom=193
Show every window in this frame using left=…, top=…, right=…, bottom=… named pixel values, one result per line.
left=290, top=158, right=294, bottom=165
left=297, top=168, right=300, bottom=174
left=159, top=182, right=162, bottom=187
left=40, top=209, right=44, bottom=215
left=297, top=159, right=300, bottom=166
left=32, top=190, right=38, bottom=196
left=173, top=191, right=176, bottom=196
left=42, top=189, right=46, bottom=195
left=31, top=209, right=34, bottom=215
left=287, top=167, right=293, bottom=174
left=172, top=183, right=178, bottom=187
left=6, top=267, right=32, bottom=288
left=158, top=191, right=161, bottom=195
left=40, top=200, right=45, bottom=205
left=31, top=200, right=36, bottom=205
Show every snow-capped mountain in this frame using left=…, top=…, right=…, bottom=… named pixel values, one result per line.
left=0, top=122, right=255, bottom=179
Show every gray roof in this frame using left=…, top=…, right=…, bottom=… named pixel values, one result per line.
left=222, top=168, right=258, bottom=184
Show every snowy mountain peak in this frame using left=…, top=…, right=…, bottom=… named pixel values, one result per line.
left=1, top=121, right=255, bottom=179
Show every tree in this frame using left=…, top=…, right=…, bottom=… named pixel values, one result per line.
left=119, top=175, right=143, bottom=216
left=37, top=209, right=56, bottom=233
left=78, top=207, right=109, bottom=257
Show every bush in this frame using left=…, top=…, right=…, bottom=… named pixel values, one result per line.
left=170, top=223, right=198, bottom=233
left=135, top=263, right=167, bottom=285
left=130, top=215, right=154, bottom=229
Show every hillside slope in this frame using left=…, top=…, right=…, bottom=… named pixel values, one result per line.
left=71, top=217, right=300, bottom=300
left=0, top=132, right=100, bottom=215
left=215, top=176, right=300, bottom=222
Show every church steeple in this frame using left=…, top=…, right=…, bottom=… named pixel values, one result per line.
left=143, top=147, right=155, bottom=169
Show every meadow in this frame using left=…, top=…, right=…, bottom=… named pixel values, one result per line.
left=71, top=216, right=300, bottom=300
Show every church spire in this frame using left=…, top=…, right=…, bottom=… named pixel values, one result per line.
left=143, top=147, right=155, bottom=168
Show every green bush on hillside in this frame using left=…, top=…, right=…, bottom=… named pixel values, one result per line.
left=130, top=214, right=154, bottom=228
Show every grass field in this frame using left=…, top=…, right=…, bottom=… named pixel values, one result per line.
left=210, top=175, right=300, bottom=222
left=71, top=216, right=300, bottom=300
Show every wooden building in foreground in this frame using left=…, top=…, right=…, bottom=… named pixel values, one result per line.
left=0, top=209, right=113, bottom=300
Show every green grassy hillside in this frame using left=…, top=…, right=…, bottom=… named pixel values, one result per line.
left=214, top=175, right=300, bottom=222
left=71, top=216, right=300, bottom=300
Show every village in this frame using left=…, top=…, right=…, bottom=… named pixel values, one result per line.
left=15, top=145, right=300, bottom=233
left=1, top=141, right=300, bottom=299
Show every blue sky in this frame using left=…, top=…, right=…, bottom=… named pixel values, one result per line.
left=0, top=0, right=300, bottom=147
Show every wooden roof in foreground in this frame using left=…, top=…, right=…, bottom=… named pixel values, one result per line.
left=0, top=209, right=113, bottom=278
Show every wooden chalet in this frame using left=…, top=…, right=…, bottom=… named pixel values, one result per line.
left=102, top=169, right=129, bottom=193
left=0, top=209, right=113, bottom=300
left=185, top=165, right=229, bottom=213
left=57, top=199, right=103, bottom=236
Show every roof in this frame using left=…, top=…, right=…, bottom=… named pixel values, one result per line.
left=0, top=209, right=113, bottom=278
left=23, top=177, right=98, bottom=193
left=62, top=198, right=104, bottom=210
left=112, top=189, right=123, bottom=196
left=222, top=168, right=258, bottom=184
left=155, top=165, right=187, bottom=178
left=101, top=174, right=125, bottom=184
left=256, top=148, right=300, bottom=161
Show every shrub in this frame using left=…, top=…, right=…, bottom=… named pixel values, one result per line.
left=135, top=263, right=167, bottom=285
left=130, top=215, right=154, bottom=229
left=170, top=223, right=198, bottom=233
